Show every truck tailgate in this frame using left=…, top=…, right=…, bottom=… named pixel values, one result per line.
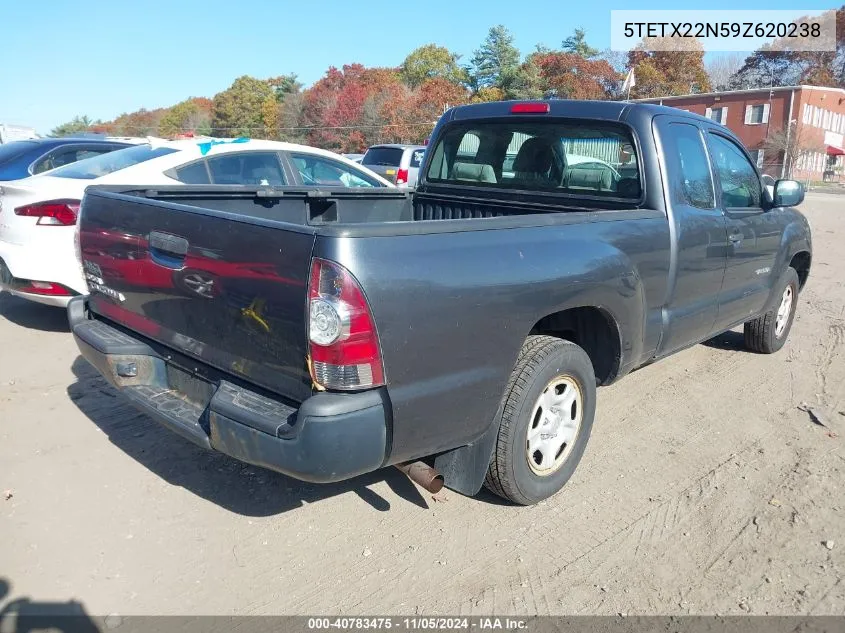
left=79, top=189, right=316, bottom=402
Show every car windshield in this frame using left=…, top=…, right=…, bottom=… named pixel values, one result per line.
left=362, top=147, right=404, bottom=167
left=425, top=121, right=641, bottom=199
left=0, top=141, right=38, bottom=166
left=47, top=144, right=178, bottom=179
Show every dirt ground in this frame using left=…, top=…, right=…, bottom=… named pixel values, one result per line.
left=1, top=193, right=843, bottom=617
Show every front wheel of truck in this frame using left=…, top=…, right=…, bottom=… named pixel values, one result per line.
left=744, top=267, right=799, bottom=354
left=484, top=335, right=596, bottom=505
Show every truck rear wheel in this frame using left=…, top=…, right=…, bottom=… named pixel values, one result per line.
left=484, top=335, right=596, bottom=505
left=744, top=268, right=799, bottom=354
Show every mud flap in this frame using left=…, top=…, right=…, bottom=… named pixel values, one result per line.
left=434, top=412, right=501, bottom=497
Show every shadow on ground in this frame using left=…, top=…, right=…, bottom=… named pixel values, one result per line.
left=0, top=578, right=99, bottom=633
left=66, top=356, right=431, bottom=516
left=702, top=329, right=746, bottom=352
left=0, top=293, right=70, bottom=333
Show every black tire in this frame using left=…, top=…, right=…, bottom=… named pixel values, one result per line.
left=744, top=267, right=800, bottom=354
left=484, top=335, right=596, bottom=505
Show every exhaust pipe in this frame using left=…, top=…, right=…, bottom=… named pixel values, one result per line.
left=395, top=461, right=444, bottom=493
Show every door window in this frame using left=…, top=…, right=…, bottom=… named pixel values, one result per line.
left=290, top=154, right=380, bottom=187
left=708, top=134, right=762, bottom=209
left=665, top=123, right=715, bottom=209
left=207, top=152, right=285, bottom=185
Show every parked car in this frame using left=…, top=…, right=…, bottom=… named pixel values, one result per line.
left=69, top=100, right=811, bottom=506
left=342, top=153, right=364, bottom=163
left=0, top=138, right=135, bottom=181
left=361, top=144, right=426, bottom=187
left=0, top=138, right=392, bottom=306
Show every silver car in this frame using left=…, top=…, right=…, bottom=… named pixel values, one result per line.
left=361, top=144, right=426, bottom=188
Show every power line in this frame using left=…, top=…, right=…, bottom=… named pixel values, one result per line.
left=91, top=122, right=436, bottom=132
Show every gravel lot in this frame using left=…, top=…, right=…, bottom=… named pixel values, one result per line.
left=1, top=193, right=843, bottom=616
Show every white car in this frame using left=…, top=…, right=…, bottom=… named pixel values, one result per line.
left=0, top=138, right=392, bottom=307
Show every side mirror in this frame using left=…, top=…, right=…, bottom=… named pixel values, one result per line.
left=773, top=179, right=804, bottom=207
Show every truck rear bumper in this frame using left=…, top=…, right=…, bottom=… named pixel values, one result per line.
left=68, top=296, right=388, bottom=484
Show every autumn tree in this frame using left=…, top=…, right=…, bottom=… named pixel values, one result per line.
left=627, top=38, right=711, bottom=98
left=106, top=108, right=167, bottom=136
left=211, top=75, right=275, bottom=137
left=159, top=98, right=212, bottom=137
left=50, top=115, right=94, bottom=137
left=562, top=28, right=599, bottom=59
left=469, top=25, right=521, bottom=90
left=532, top=52, right=620, bottom=100
left=400, top=44, right=465, bottom=88
left=409, top=78, right=468, bottom=135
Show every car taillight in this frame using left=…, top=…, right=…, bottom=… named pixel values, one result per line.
left=18, top=281, right=72, bottom=296
left=308, top=258, right=384, bottom=391
left=396, top=168, right=409, bottom=185
left=14, top=199, right=80, bottom=226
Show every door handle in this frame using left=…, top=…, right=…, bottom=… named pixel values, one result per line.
left=149, top=231, right=188, bottom=269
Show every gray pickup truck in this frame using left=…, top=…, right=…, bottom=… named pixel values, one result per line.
left=68, top=100, right=812, bottom=505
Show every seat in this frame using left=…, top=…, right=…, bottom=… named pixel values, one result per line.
left=450, top=162, right=497, bottom=183
left=512, top=137, right=557, bottom=185
left=565, top=166, right=613, bottom=191
left=242, top=156, right=283, bottom=185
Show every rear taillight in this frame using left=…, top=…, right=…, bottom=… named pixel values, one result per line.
left=308, top=258, right=384, bottom=391
left=396, top=168, right=409, bottom=185
left=18, top=281, right=72, bottom=296
left=14, top=199, right=80, bottom=226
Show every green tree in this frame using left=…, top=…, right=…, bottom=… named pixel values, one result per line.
left=562, top=28, right=599, bottom=59
left=50, top=115, right=94, bottom=137
left=400, top=44, right=465, bottom=88
left=469, top=25, right=521, bottom=89
left=499, top=61, right=544, bottom=100
left=268, top=74, right=302, bottom=101
left=211, top=76, right=275, bottom=137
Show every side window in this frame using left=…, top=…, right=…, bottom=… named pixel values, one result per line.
left=665, top=123, right=715, bottom=209
left=708, top=134, right=762, bottom=208
left=207, top=152, right=285, bottom=185
left=409, top=149, right=425, bottom=169
left=290, top=154, right=379, bottom=187
left=174, top=161, right=211, bottom=184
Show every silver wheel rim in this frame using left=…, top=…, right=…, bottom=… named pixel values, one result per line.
left=182, top=273, right=215, bottom=298
left=775, top=285, right=794, bottom=337
left=526, top=375, right=583, bottom=476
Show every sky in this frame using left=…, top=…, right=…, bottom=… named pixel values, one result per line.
left=0, top=0, right=834, bottom=134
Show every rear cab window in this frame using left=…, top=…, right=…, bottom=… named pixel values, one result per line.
left=425, top=121, right=642, bottom=200
left=362, top=147, right=403, bottom=167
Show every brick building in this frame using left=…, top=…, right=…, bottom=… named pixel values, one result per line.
left=635, top=85, right=845, bottom=182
